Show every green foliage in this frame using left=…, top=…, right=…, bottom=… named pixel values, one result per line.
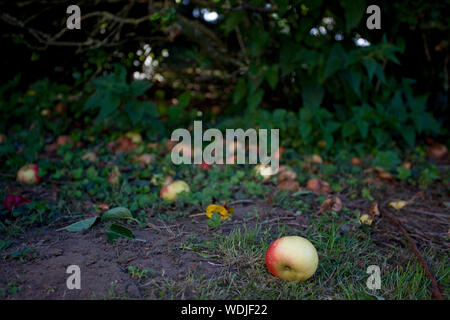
left=84, top=64, right=160, bottom=131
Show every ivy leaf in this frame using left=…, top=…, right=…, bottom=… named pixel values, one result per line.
left=101, top=207, right=133, bottom=221
left=106, top=224, right=136, bottom=243
left=62, top=216, right=98, bottom=232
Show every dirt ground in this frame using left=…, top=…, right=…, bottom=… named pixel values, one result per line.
left=1, top=183, right=448, bottom=300
left=0, top=203, right=301, bottom=299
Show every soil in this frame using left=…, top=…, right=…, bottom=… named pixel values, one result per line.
left=0, top=203, right=307, bottom=299
left=1, top=182, right=448, bottom=300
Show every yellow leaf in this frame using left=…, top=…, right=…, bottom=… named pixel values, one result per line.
left=388, top=201, right=408, bottom=210
left=205, top=204, right=233, bottom=221
left=359, top=214, right=373, bottom=226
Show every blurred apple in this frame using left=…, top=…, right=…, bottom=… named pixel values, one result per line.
left=125, top=132, right=143, bottom=144
left=17, top=164, right=42, bottom=185
left=160, top=180, right=190, bottom=201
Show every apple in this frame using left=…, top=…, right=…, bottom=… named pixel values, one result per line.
left=427, top=143, right=447, bottom=159
left=160, top=180, right=190, bottom=201
left=254, top=164, right=276, bottom=179
left=17, top=164, right=42, bottom=184
left=0, top=134, right=6, bottom=144
left=125, top=132, right=143, bottom=144
left=265, top=236, right=318, bottom=281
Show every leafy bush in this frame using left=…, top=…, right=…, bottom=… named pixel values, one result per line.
left=84, top=64, right=161, bottom=132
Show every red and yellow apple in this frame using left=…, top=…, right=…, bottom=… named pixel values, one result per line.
left=17, top=164, right=42, bottom=185
left=265, top=236, right=318, bottom=281
left=160, top=180, right=190, bottom=201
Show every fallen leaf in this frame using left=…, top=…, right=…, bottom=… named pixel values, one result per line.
left=278, top=166, right=297, bottom=181
left=319, top=196, right=342, bottom=213
left=369, top=202, right=380, bottom=217
left=81, top=152, right=97, bottom=162
left=206, top=204, right=233, bottom=221
left=277, top=179, right=300, bottom=191
left=97, top=203, right=110, bottom=211
left=388, top=200, right=409, bottom=210
left=359, top=214, right=373, bottom=226
left=350, top=157, right=363, bottom=166
left=306, top=178, right=331, bottom=194
left=165, top=140, right=178, bottom=152
left=107, top=166, right=121, bottom=185
left=108, top=137, right=136, bottom=153
left=134, top=153, right=155, bottom=167
left=147, top=142, right=160, bottom=149
left=373, top=167, right=395, bottom=180
left=311, top=154, right=323, bottom=164
left=56, top=135, right=73, bottom=147
left=3, top=195, right=32, bottom=212
left=402, top=161, right=412, bottom=169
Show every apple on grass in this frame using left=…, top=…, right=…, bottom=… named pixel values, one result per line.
left=265, top=236, right=318, bottom=281
left=160, top=180, right=190, bottom=201
left=17, top=164, right=42, bottom=185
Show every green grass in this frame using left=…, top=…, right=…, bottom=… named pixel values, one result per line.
left=171, top=217, right=447, bottom=300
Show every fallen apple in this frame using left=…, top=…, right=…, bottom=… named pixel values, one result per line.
left=254, top=164, right=276, bottom=179
left=160, top=180, right=190, bottom=201
left=427, top=143, right=447, bottom=159
left=265, top=236, right=319, bottom=281
left=17, top=164, right=42, bottom=185
left=125, top=132, right=143, bottom=144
